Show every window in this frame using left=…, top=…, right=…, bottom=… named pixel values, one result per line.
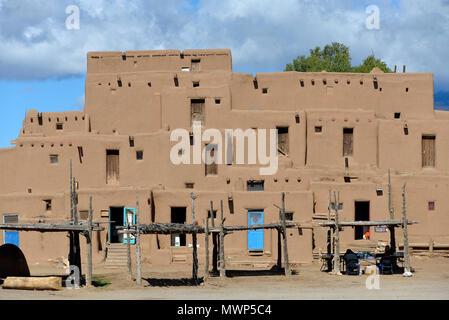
left=189, top=132, right=194, bottom=145
left=315, top=126, right=322, bottom=133
left=171, top=207, right=186, bottom=246
left=174, top=76, right=179, bottom=87
left=262, top=88, right=268, bottom=94
left=185, top=183, right=194, bottom=189
left=331, top=202, right=343, bottom=210
left=205, top=144, right=218, bottom=176
left=136, top=150, right=143, bottom=160
left=56, top=123, right=63, bottom=130
left=280, top=212, right=294, bottom=221
left=191, top=99, right=205, bottom=126
left=300, top=80, right=304, bottom=87
left=50, top=155, right=59, bottom=164
left=247, top=180, right=264, bottom=191
left=106, top=150, right=119, bottom=184
left=277, top=127, right=289, bottom=155
left=343, top=128, right=354, bottom=156
left=44, top=199, right=52, bottom=212
left=191, top=59, right=201, bottom=71
left=208, top=210, right=217, bottom=219
left=79, top=211, right=88, bottom=220
left=428, top=201, right=435, bottom=211
left=129, top=136, right=134, bottom=147
left=422, top=135, right=436, bottom=168
left=394, top=112, right=401, bottom=119
left=193, top=81, right=200, bottom=87
left=253, top=79, right=258, bottom=89
left=77, top=146, right=83, bottom=164
left=215, top=98, right=221, bottom=104
left=182, top=67, right=190, bottom=72
left=295, top=114, right=300, bottom=123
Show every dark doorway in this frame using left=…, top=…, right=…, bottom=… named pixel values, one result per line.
left=109, top=207, right=124, bottom=243
left=171, top=207, right=186, bottom=246
left=354, top=201, right=370, bottom=240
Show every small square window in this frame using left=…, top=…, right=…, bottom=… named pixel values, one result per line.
left=136, top=150, right=143, bottom=160
left=428, top=201, right=435, bottom=211
left=185, top=183, right=194, bottom=189
left=300, top=80, right=304, bottom=87
left=394, top=112, right=401, bottom=119
left=182, top=67, right=190, bottom=72
left=315, top=126, right=322, bottom=133
left=215, top=98, right=221, bottom=104
left=262, top=88, right=268, bottom=94
left=56, top=123, right=63, bottom=130
left=193, top=81, right=200, bottom=87
left=44, top=199, right=52, bottom=212
left=50, top=155, right=59, bottom=164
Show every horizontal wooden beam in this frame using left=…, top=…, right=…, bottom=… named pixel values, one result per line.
left=0, top=223, right=104, bottom=232
left=318, top=220, right=418, bottom=227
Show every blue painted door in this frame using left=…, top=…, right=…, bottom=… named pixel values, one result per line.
left=248, top=211, right=264, bottom=250
left=123, top=207, right=135, bottom=244
left=3, top=215, right=19, bottom=247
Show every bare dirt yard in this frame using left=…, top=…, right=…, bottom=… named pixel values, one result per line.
left=1, top=254, right=448, bottom=300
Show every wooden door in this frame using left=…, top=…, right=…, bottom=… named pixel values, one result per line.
left=343, top=128, right=353, bottom=156
left=106, top=150, right=119, bottom=184
left=422, top=135, right=435, bottom=167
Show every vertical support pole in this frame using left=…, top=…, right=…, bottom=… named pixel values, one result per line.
left=86, top=195, right=93, bottom=287
left=333, top=191, right=341, bottom=275
left=388, top=168, right=397, bottom=252
left=191, top=193, right=198, bottom=284
left=210, top=201, right=218, bottom=274
left=327, top=190, right=332, bottom=271
left=219, top=200, right=226, bottom=278
left=276, top=228, right=282, bottom=269
left=402, top=183, right=412, bottom=276
left=135, top=191, right=142, bottom=285
left=204, top=218, right=210, bottom=280
left=72, top=176, right=82, bottom=278
left=126, top=213, right=132, bottom=278
left=280, top=192, right=291, bottom=277
left=68, top=161, right=74, bottom=268
left=210, top=201, right=215, bottom=228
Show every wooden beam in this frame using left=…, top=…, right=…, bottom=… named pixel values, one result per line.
left=276, top=228, right=282, bottom=269
left=86, top=195, right=93, bottom=287
left=318, top=220, right=417, bottom=227
left=135, top=191, right=142, bottom=285
left=191, top=193, right=198, bottom=284
left=3, top=277, right=62, bottom=291
left=204, top=218, right=210, bottom=280
left=402, top=183, right=412, bottom=276
left=388, top=168, right=397, bottom=252
left=280, top=192, right=291, bottom=277
left=327, top=190, right=332, bottom=271
left=332, top=191, right=342, bottom=275
left=219, top=200, right=226, bottom=278
left=126, top=212, right=132, bottom=278
left=0, top=223, right=103, bottom=232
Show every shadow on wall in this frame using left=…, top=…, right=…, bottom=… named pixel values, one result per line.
left=0, top=243, right=30, bottom=279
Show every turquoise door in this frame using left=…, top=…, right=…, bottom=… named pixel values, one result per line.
left=123, top=207, right=135, bottom=244
left=248, top=211, right=264, bottom=250
left=3, top=214, right=19, bottom=247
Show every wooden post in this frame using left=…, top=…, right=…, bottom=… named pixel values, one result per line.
left=280, top=192, right=291, bottom=277
left=276, top=228, right=282, bottom=269
left=210, top=200, right=215, bottom=228
left=135, top=191, right=142, bottom=285
left=219, top=200, right=226, bottom=278
left=192, top=232, right=198, bottom=284
left=126, top=213, right=132, bottom=278
left=210, top=201, right=218, bottom=274
left=333, top=191, right=341, bottom=275
left=191, top=193, right=198, bottom=284
left=72, top=177, right=82, bottom=279
left=204, top=218, right=210, bottom=280
left=388, top=168, right=397, bottom=252
left=68, top=161, right=74, bottom=270
left=86, top=195, right=93, bottom=287
left=402, top=183, right=412, bottom=276
left=326, top=190, right=332, bottom=271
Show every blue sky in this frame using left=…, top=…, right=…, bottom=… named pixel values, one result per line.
left=0, top=0, right=448, bottom=148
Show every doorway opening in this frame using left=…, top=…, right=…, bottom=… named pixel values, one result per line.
left=354, top=201, right=370, bottom=240
left=109, top=206, right=124, bottom=243
left=171, top=207, right=186, bottom=246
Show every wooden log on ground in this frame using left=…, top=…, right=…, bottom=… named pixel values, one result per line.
left=3, top=277, right=62, bottom=290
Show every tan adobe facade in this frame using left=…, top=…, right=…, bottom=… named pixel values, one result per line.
left=0, top=49, right=447, bottom=267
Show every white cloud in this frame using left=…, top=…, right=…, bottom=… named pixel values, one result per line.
left=0, top=0, right=447, bottom=89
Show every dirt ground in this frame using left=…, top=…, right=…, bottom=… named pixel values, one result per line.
left=1, top=254, right=448, bottom=300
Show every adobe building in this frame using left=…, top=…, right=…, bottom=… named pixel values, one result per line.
left=0, top=49, right=447, bottom=269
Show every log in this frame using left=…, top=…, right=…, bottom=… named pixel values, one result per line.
left=219, top=200, right=226, bottom=278
left=3, top=277, right=62, bottom=290
left=204, top=218, right=209, bottom=280
left=333, top=191, right=341, bottom=275
left=280, top=192, right=291, bottom=277
left=86, top=195, right=93, bottom=287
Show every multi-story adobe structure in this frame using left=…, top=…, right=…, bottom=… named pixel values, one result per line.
left=0, top=49, right=447, bottom=268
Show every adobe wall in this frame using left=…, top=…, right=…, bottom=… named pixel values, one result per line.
left=0, top=48, right=447, bottom=267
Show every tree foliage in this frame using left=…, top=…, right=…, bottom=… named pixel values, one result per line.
left=285, top=42, right=392, bottom=73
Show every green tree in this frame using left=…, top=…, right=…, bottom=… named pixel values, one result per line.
left=352, top=54, right=392, bottom=73
left=285, top=42, right=392, bottom=73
